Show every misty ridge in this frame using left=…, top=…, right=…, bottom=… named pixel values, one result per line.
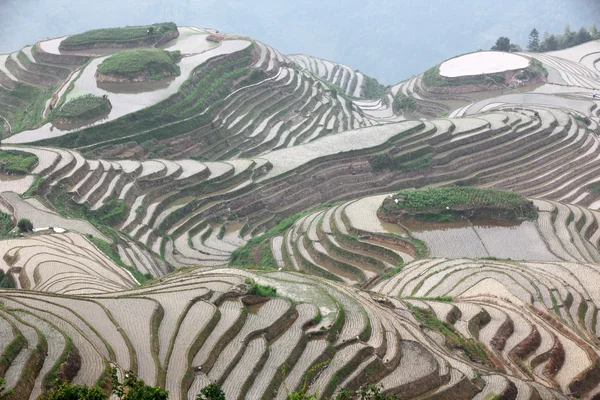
left=1, top=0, right=599, bottom=83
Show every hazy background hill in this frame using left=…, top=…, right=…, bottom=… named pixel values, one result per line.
left=1, top=0, right=598, bottom=84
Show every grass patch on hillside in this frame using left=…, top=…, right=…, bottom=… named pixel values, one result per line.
left=0, top=82, right=54, bottom=134
left=61, top=22, right=177, bottom=48
left=0, top=269, right=15, bottom=289
left=407, top=303, right=492, bottom=367
left=231, top=203, right=340, bottom=267
left=0, top=212, right=14, bottom=239
left=382, top=186, right=537, bottom=222
left=0, top=149, right=38, bottom=175
left=97, top=48, right=181, bottom=80
left=52, top=94, right=111, bottom=121
left=360, top=74, right=386, bottom=99
left=88, top=236, right=152, bottom=284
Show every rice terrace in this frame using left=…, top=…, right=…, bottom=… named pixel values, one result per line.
left=3, top=19, right=600, bottom=400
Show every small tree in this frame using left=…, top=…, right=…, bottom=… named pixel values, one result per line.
left=527, top=28, right=540, bottom=52
left=590, top=24, right=599, bottom=39
left=541, top=34, right=559, bottom=51
left=148, top=27, right=155, bottom=35
left=17, top=218, right=33, bottom=233
left=40, top=381, right=107, bottom=400
left=197, top=383, right=226, bottom=400
left=491, top=37, right=511, bottom=52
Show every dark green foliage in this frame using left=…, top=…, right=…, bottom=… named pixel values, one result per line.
left=360, top=75, right=386, bottom=99
left=0, top=150, right=38, bottom=175
left=0, top=212, right=13, bottom=238
left=40, top=380, right=107, bottom=400
left=111, top=368, right=168, bottom=400
left=491, top=36, right=520, bottom=52
left=528, top=24, right=599, bottom=52
left=0, top=270, right=15, bottom=289
left=196, top=383, right=225, bottom=400
left=52, top=95, right=111, bottom=121
left=97, top=49, right=181, bottom=79
left=240, top=69, right=267, bottom=86
left=392, top=93, right=416, bottom=113
left=17, top=218, right=33, bottom=233
left=248, top=282, right=277, bottom=297
left=61, top=22, right=177, bottom=47
left=527, top=28, right=540, bottom=51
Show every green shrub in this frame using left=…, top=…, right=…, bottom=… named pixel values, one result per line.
left=0, top=212, right=13, bottom=238
left=0, top=150, right=38, bottom=175
left=248, top=282, right=277, bottom=297
left=196, top=383, right=225, bottom=400
left=361, top=75, right=386, bottom=99
left=40, top=380, right=107, bottom=400
left=392, top=94, right=417, bottom=113
left=111, top=367, right=168, bottom=400
left=17, top=218, right=33, bottom=233
left=0, top=270, right=15, bottom=289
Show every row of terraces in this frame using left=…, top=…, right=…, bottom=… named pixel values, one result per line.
left=6, top=105, right=600, bottom=270
left=0, top=264, right=575, bottom=399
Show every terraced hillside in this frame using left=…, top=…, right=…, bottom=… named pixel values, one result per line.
left=3, top=24, right=600, bottom=399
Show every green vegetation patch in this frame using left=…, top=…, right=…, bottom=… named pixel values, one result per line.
left=61, top=22, right=177, bottom=48
left=0, top=212, right=13, bottom=239
left=97, top=48, right=181, bottom=80
left=392, top=93, right=417, bottom=113
left=381, top=186, right=537, bottom=223
left=0, top=149, right=38, bottom=175
left=360, top=74, right=386, bottom=99
left=88, top=236, right=152, bottom=284
left=53, top=94, right=111, bottom=121
left=248, top=281, right=278, bottom=297
left=0, top=269, right=15, bottom=289
left=408, top=303, right=493, bottom=367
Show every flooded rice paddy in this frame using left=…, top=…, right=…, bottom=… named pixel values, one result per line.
left=407, top=219, right=560, bottom=261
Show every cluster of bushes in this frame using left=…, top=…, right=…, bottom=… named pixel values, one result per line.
left=360, top=75, right=387, bottom=99
left=61, top=22, right=177, bottom=47
left=97, top=48, right=182, bottom=80
left=392, top=93, right=416, bottom=113
left=52, top=94, right=111, bottom=121
left=0, top=269, right=15, bottom=289
left=0, top=149, right=38, bottom=175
